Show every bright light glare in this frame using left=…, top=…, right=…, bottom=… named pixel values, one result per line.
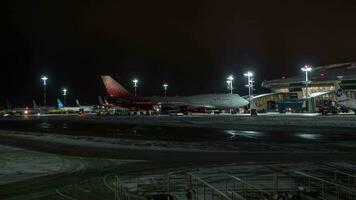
left=41, top=76, right=48, bottom=85
left=227, top=75, right=234, bottom=81
left=244, top=71, right=253, bottom=77
left=301, top=65, right=312, bottom=72
left=297, top=133, right=319, bottom=140
left=132, top=79, right=139, bottom=89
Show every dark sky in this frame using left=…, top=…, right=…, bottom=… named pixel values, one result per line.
left=1, top=0, right=356, bottom=106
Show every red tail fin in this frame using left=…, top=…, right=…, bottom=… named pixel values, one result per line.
left=101, top=76, right=132, bottom=98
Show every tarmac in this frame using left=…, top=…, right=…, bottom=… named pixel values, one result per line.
left=0, top=113, right=355, bottom=199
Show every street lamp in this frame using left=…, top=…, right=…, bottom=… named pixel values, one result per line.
left=301, top=65, right=312, bottom=112
left=41, top=76, right=48, bottom=107
left=132, top=79, right=138, bottom=96
left=244, top=71, right=254, bottom=110
left=226, top=75, right=234, bottom=94
left=163, top=83, right=168, bottom=96
left=301, top=65, right=312, bottom=99
left=62, top=88, right=67, bottom=106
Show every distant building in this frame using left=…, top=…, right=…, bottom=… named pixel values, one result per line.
left=252, top=62, right=356, bottom=112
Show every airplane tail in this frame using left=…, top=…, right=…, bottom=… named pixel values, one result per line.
left=104, top=99, right=110, bottom=105
left=33, top=100, right=38, bottom=109
left=57, top=99, right=64, bottom=109
left=98, top=96, right=104, bottom=106
left=334, top=82, right=348, bottom=101
left=101, top=76, right=132, bottom=98
left=6, top=100, right=12, bottom=109
left=76, top=99, right=80, bottom=107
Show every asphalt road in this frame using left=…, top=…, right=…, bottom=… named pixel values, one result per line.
left=0, top=117, right=355, bottom=162
left=1, top=116, right=356, bottom=199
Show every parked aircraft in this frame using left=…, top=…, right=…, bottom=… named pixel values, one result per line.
left=57, top=99, right=94, bottom=113
left=101, top=76, right=249, bottom=112
left=335, top=82, right=356, bottom=112
left=32, top=100, right=53, bottom=113
left=97, top=96, right=130, bottom=115
left=1, top=100, right=38, bottom=116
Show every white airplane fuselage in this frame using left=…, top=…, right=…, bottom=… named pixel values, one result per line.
left=62, top=106, right=93, bottom=113
left=150, top=93, right=249, bottom=109
left=335, top=82, right=356, bottom=111
left=337, top=98, right=356, bottom=110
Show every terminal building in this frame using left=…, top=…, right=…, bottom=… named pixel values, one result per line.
left=251, top=62, right=356, bottom=112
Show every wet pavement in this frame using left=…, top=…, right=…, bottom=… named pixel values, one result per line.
left=0, top=118, right=355, bottom=144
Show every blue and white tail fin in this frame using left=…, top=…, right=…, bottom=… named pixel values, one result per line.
left=334, top=82, right=348, bottom=101
left=57, top=99, right=64, bottom=109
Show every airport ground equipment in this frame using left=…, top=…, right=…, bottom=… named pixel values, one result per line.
left=277, top=100, right=305, bottom=113
left=317, top=100, right=339, bottom=115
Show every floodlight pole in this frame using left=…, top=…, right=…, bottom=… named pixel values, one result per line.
left=133, top=79, right=138, bottom=96
left=44, top=85, right=46, bottom=107
left=163, top=84, right=168, bottom=96
left=244, top=72, right=254, bottom=111
left=227, top=75, right=234, bottom=94
left=62, top=89, right=67, bottom=107
left=301, top=65, right=312, bottom=112
left=41, top=76, right=48, bottom=107
left=230, top=81, right=233, bottom=94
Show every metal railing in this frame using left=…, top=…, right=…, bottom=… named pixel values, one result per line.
left=295, top=171, right=356, bottom=200
left=114, top=175, right=146, bottom=200
left=113, top=170, right=356, bottom=200
left=224, top=174, right=271, bottom=200
left=187, top=173, right=232, bottom=200
left=335, top=170, right=356, bottom=189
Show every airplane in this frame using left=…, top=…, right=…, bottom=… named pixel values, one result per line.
left=97, top=96, right=130, bottom=115
left=101, top=75, right=249, bottom=112
left=1, top=100, right=38, bottom=116
left=334, top=82, right=356, bottom=113
left=75, top=99, right=95, bottom=112
left=57, top=99, right=94, bottom=113
left=32, top=100, right=54, bottom=113
left=98, top=96, right=105, bottom=107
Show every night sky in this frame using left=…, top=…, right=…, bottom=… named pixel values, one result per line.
left=1, top=0, right=356, bottom=106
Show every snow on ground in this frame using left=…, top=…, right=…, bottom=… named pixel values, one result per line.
left=0, top=130, right=239, bottom=153
left=0, top=144, right=137, bottom=185
left=0, top=144, right=76, bottom=184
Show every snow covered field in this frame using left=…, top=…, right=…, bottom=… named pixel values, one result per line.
left=0, top=144, right=136, bottom=185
